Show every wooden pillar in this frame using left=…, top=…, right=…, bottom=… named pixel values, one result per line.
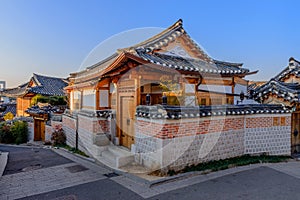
left=95, top=89, right=99, bottom=110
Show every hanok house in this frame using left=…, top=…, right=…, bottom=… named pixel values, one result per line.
left=1, top=73, right=68, bottom=141
left=253, top=57, right=300, bottom=153
left=63, top=19, right=291, bottom=172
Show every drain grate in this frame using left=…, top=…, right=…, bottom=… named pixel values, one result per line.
left=66, top=165, right=88, bottom=173
left=103, top=172, right=119, bottom=178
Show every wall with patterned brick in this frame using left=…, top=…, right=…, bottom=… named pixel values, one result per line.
left=135, top=114, right=291, bottom=172
left=245, top=115, right=291, bottom=155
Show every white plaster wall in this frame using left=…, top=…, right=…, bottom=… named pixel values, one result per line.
left=82, top=89, right=95, bottom=110
left=99, top=90, right=109, bottom=107
left=27, top=122, right=34, bottom=141
left=198, top=84, right=232, bottom=94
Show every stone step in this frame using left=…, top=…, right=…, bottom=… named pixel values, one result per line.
left=87, top=144, right=108, bottom=157
left=100, top=150, right=117, bottom=167
left=107, top=145, right=132, bottom=157
left=94, top=145, right=135, bottom=169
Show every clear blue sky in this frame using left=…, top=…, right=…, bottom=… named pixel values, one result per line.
left=1, top=0, right=300, bottom=87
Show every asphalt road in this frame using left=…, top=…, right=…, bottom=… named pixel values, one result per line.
left=0, top=144, right=72, bottom=175
left=149, top=166, right=300, bottom=200
left=17, top=166, right=300, bottom=200
left=20, top=179, right=143, bottom=200
left=2, top=144, right=300, bottom=200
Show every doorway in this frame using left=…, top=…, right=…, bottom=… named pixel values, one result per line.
left=120, top=96, right=135, bottom=149
left=34, top=119, right=45, bottom=141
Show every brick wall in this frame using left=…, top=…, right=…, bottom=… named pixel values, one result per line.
left=62, top=113, right=111, bottom=157
left=245, top=115, right=290, bottom=155
left=135, top=114, right=291, bottom=172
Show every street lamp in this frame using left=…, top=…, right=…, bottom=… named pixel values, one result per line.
left=237, top=91, right=245, bottom=105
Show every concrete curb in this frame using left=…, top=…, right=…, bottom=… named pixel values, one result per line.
left=146, top=163, right=272, bottom=187
left=52, top=146, right=96, bottom=163
left=0, top=151, right=8, bottom=177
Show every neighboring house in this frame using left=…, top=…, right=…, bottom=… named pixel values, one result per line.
left=253, top=57, right=300, bottom=107
left=1, top=73, right=68, bottom=117
left=253, top=57, right=300, bottom=153
left=63, top=19, right=291, bottom=173
left=1, top=73, right=68, bottom=141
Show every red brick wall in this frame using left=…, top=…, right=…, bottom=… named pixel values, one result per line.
left=246, top=117, right=272, bottom=128
left=96, top=119, right=110, bottom=134
left=137, top=115, right=291, bottom=139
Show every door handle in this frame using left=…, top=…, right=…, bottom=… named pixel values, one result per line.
left=127, top=119, right=130, bottom=125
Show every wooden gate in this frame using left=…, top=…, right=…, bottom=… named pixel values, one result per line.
left=292, top=111, right=300, bottom=153
left=120, top=96, right=135, bottom=149
left=34, top=119, right=45, bottom=141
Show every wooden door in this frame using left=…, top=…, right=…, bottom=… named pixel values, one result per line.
left=34, top=119, right=45, bottom=141
left=120, top=96, right=135, bottom=149
left=292, top=112, right=300, bottom=153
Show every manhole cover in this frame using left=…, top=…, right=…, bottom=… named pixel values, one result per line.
left=66, top=165, right=88, bottom=173
left=22, top=164, right=42, bottom=172
left=104, top=172, right=119, bottom=178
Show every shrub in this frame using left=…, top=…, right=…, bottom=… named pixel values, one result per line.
left=11, top=121, right=28, bottom=144
left=51, top=128, right=66, bottom=146
left=0, top=121, right=28, bottom=144
left=0, top=123, right=14, bottom=143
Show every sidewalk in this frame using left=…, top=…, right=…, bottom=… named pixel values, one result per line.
left=0, top=151, right=8, bottom=177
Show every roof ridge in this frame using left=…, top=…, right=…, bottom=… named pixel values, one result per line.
left=126, top=19, right=183, bottom=50
left=33, top=73, right=67, bottom=81
left=213, top=59, right=243, bottom=67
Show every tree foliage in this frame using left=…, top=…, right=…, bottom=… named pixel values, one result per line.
left=31, top=94, right=67, bottom=106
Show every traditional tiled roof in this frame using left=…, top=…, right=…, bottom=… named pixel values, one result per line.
left=136, top=48, right=250, bottom=75
left=28, top=74, right=68, bottom=96
left=125, top=19, right=214, bottom=63
left=273, top=57, right=300, bottom=81
left=1, top=74, right=68, bottom=97
left=0, top=103, right=16, bottom=117
left=135, top=104, right=290, bottom=119
left=253, top=79, right=300, bottom=103
left=26, top=105, right=65, bottom=115
left=0, top=82, right=28, bottom=97
left=253, top=57, right=300, bottom=104
left=69, top=19, right=255, bottom=88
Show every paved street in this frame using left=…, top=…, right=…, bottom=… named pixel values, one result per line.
left=1, top=144, right=300, bottom=200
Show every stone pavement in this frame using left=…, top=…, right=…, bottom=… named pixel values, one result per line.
left=0, top=145, right=113, bottom=200
left=2, top=144, right=300, bottom=200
